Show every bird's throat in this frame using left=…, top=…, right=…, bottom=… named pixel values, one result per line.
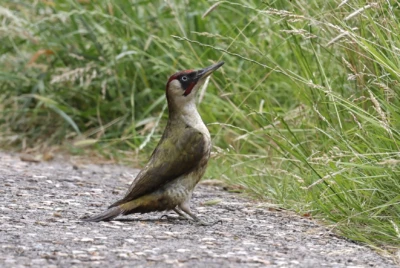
left=169, top=102, right=209, bottom=135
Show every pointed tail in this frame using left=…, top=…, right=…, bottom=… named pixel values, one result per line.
left=82, top=206, right=123, bottom=222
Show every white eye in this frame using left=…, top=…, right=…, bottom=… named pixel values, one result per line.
left=181, top=76, right=188, bottom=81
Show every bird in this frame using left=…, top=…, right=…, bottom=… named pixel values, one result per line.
left=83, top=61, right=224, bottom=225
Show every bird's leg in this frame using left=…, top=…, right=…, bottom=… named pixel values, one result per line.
left=173, top=208, right=192, bottom=220
left=179, top=202, right=222, bottom=226
left=160, top=208, right=190, bottom=221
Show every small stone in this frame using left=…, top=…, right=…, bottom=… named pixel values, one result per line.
left=147, top=255, right=164, bottom=261
left=117, top=253, right=129, bottom=259
left=176, top=249, right=190, bottom=253
left=72, top=250, right=86, bottom=255
left=90, top=256, right=105, bottom=261
left=31, top=259, right=46, bottom=264
left=200, top=237, right=216, bottom=242
left=155, top=236, right=170, bottom=240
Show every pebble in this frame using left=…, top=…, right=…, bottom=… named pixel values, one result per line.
left=176, top=249, right=190, bottom=253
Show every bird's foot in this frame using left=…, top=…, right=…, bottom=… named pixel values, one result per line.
left=160, top=214, right=187, bottom=221
left=193, top=218, right=223, bottom=226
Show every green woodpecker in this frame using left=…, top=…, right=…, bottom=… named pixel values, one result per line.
left=83, top=61, right=224, bottom=225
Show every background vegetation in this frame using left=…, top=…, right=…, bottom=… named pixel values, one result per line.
left=1, top=0, right=400, bottom=255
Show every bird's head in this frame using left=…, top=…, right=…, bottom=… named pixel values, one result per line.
left=165, top=61, right=224, bottom=108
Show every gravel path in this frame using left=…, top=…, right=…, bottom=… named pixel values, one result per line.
left=0, top=152, right=397, bottom=268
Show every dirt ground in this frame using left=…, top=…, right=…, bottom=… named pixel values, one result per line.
left=0, top=151, right=397, bottom=267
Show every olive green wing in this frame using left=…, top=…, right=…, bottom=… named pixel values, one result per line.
left=109, top=128, right=207, bottom=207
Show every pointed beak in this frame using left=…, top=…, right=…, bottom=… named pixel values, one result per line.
left=195, top=61, right=224, bottom=80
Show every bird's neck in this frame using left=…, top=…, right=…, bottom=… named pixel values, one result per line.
left=168, top=101, right=209, bottom=135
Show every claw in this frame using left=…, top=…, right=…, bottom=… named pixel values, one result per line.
left=195, top=219, right=223, bottom=226
left=160, top=214, right=169, bottom=220
left=160, top=214, right=187, bottom=221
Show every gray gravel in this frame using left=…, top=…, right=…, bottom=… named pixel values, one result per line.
left=0, top=151, right=397, bottom=268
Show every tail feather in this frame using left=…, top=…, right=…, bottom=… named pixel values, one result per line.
left=82, top=206, right=123, bottom=222
left=108, top=199, right=124, bottom=209
left=83, top=197, right=149, bottom=222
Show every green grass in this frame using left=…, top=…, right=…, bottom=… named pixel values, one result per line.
left=1, top=0, right=400, bottom=254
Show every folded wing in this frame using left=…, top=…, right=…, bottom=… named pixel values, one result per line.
left=109, top=127, right=207, bottom=208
